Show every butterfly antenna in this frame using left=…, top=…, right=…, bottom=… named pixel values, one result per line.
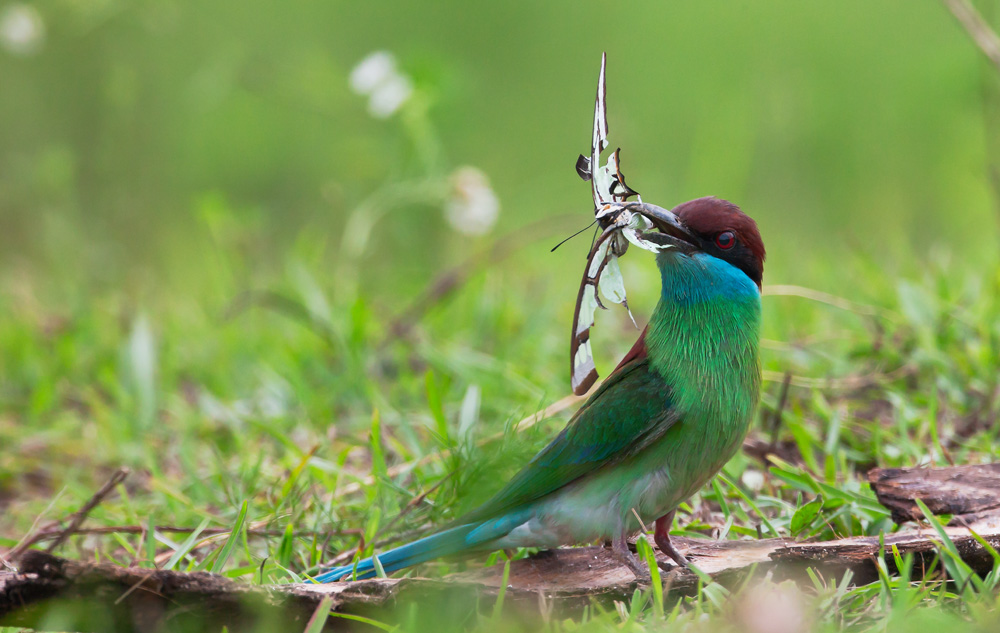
left=587, top=224, right=599, bottom=255
left=550, top=220, right=597, bottom=252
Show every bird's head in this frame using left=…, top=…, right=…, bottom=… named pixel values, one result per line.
left=641, top=196, right=766, bottom=289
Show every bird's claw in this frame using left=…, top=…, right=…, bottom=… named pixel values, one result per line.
left=654, top=511, right=690, bottom=569
left=616, top=551, right=651, bottom=583
left=654, top=533, right=689, bottom=569
left=610, top=532, right=652, bottom=583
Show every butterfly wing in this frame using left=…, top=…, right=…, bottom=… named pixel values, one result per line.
left=569, top=54, right=649, bottom=395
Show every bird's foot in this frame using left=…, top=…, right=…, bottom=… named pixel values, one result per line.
left=654, top=511, right=689, bottom=569
left=654, top=533, right=689, bottom=568
left=612, top=532, right=651, bottom=583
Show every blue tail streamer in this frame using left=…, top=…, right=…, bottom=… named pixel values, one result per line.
left=311, top=509, right=531, bottom=582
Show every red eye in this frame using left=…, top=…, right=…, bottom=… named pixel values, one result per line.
left=715, top=231, right=736, bottom=250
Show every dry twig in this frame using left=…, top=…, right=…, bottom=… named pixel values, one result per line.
left=2, top=467, right=130, bottom=564
left=943, top=0, right=1000, bottom=73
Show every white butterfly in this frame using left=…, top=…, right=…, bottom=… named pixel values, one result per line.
left=569, top=54, right=675, bottom=395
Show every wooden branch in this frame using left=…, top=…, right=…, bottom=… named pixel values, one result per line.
left=868, top=463, right=1000, bottom=525
left=3, top=527, right=998, bottom=632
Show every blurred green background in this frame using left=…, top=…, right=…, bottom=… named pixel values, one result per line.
left=2, top=0, right=1000, bottom=618
left=2, top=0, right=997, bottom=298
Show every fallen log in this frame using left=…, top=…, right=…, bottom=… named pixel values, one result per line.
left=2, top=526, right=998, bottom=632
left=868, top=463, right=1000, bottom=526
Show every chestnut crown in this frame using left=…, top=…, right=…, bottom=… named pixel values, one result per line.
left=671, top=197, right=766, bottom=289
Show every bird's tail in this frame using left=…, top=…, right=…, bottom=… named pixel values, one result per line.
left=311, top=511, right=529, bottom=582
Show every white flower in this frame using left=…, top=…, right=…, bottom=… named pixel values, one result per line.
left=349, top=51, right=412, bottom=119
left=0, top=4, right=44, bottom=56
left=445, top=167, right=500, bottom=235
left=741, top=469, right=765, bottom=491
left=349, top=51, right=395, bottom=95
left=368, top=73, right=412, bottom=119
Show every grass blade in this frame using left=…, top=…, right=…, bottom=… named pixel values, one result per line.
left=210, top=500, right=249, bottom=574
left=163, top=517, right=212, bottom=571
left=636, top=534, right=663, bottom=618
left=491, top=558, right=511, bottom=620
left=303, top=596, right=334, bottom=633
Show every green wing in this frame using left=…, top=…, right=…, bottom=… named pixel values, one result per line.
left=460, top=356, right=679, bottom=523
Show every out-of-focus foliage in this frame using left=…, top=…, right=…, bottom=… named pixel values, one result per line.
left=2, top=1, right=1000, bottom=631
left=1, top=1, right=997, bottom=292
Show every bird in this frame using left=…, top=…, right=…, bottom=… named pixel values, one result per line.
left=314, top=196, right=765, bottom=582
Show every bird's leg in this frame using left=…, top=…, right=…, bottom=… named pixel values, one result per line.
left=611, top=529, right=651, bottom=582
left=654, top=510, right=689, bottom=568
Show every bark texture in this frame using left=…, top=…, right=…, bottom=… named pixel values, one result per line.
left=3, top=526, right=999, bottom=632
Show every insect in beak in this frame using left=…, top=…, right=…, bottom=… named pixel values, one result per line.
left=622, top=202, right=698, bottom=251
left=567, top=54, right=701, bottom=395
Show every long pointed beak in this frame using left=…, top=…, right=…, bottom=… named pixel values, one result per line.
left=624, top=202, right=697, bottom=247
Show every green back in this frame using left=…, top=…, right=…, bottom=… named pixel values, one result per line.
left=460, top=355, right=678, bottom=524
left=460, top=250, right=762, bottom=526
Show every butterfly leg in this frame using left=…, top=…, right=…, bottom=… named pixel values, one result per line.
left=654, top=510, right=689, bottom=568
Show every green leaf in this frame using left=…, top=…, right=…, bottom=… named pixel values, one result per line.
left=424, top=370, right=450, bottom=446
left=491, top=558, right=511, bottom=621
left=914, top=499, right=960, bottom=558
left=717, top=473, right=779, bottom=537
left=211, top=500, right=249, bottom=574
left=164, top=517, right=211, bottom=571
left=326, top=611, right=396, bottom=632
left=636, top=534, right=663, bottom=618
left=711, top=478, right=731, bottom=520
left=370, top=409, right=386, bottom=481
left=276, top=447, right=317, bottom=513
left=790, top=495, right=823, bottom=536
left=277, top=522, right=295, bottom=569
left=915, top=498, right=986, bottom=597
left=303, top=596, right=334, bottom=633
left=372, top=553, right=387, bottom=579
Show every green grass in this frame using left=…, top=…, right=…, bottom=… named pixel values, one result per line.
left=1, top=196, right=998, bottom=632
left=3, top=1, right=1000, bottom=630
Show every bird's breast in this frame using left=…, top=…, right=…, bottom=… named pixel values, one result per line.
left=647, top=254, right=761, bottom=422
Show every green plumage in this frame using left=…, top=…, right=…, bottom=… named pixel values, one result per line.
left=462, top=356, right=681, bottom=525
left=464, top=249, right=761, bottom=544
left=315, top=215, right=764, bottom=582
